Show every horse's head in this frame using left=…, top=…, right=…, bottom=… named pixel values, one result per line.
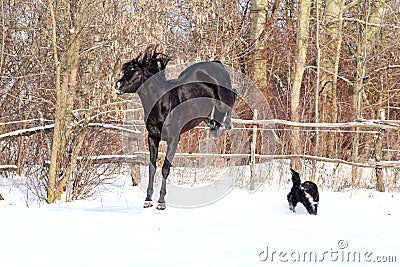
left=115, top=45, right=170, bottom=95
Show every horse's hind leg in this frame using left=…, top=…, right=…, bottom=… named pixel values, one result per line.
left=157, top=136, right=178, bottom=210
left=144, top=135, right=160, bottom=208
left=204, top=117, right=217, bottom=129
left=222, top=109, right=233, bottom=131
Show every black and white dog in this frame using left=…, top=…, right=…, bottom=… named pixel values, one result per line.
left=287, top=168, right=319, bottom=215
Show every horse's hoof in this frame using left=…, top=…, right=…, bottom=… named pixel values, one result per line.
left=143, top=201, right=153, bottom=208
left=156, top=202, right=166, bottom=210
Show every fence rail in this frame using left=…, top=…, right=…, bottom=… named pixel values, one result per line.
left=231, top=118, right=400, bottom=130
left=1, top=118, right=400, bottom=170
left=89, top=152, right=400, bottom=169
left=121, top=117, right=400, bottom=129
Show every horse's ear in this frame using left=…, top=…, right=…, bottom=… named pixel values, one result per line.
left=134, top=53, right=142, bottom=63
left=159, top=56, right=170, bottom=70
left=141, top=53, right=148, bottom=67
left=153, top=44, right=160, bottom=57
left=142, top=45, right=155, bottom=66
left=151, top=50, right=170, bottom=70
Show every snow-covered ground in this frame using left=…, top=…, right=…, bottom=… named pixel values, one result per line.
left=1, top=173, right=399, bottom=267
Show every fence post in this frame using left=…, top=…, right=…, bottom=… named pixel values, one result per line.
left=375, top=108, right=385, bottom=192
left=250, top=109, right=258, bottom=190
left=131, top=164, right=140, bottom=186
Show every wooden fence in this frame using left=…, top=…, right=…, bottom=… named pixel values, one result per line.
left=1, top=115, right=400, bottom=190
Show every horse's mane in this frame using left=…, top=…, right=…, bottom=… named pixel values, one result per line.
left=122, top=45, right=171, bottom=76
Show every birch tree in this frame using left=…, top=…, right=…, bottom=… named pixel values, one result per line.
left=250, top=0, right=268, bottom=89
left=353, top=0, right=387, bottom=119
left=290, top=0, right=312, bottom=170
left=351, top=0, right=387, bottom=191
left=317, top=0, right=345, bottom=157
left=47, top=0, right=87, bottom=203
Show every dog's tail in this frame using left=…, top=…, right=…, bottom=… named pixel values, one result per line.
left=290, top=168, right=302, bottom=186
left=290, top=168, right=299, bottom=177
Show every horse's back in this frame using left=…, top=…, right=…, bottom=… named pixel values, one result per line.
left=177, top=61, right=232, bottom=90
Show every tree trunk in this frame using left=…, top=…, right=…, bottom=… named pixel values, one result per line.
left=290, top=0, right=312, bottom=171
left=250, top=0, right=268, bottom=89
left=353, top=0, right=386, bottom=118
left=47, top=0, right=62, bottom=204
left=351, top=0, right=387, bottom=186
left=318, top=0, right=345, bottom=157
left=47, top=0, right=84, bottom=203
left=63, top=30, right=102, bottom=201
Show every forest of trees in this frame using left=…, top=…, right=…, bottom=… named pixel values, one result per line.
left=0, top=0, right=399, bottom=203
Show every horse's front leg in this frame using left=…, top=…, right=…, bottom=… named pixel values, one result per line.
left=156, top=136, right=178, bottom=210
left=144, top=135, right=160, bottom=208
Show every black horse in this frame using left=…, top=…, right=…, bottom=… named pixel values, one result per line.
left=115, top=46, right=236, bottom=210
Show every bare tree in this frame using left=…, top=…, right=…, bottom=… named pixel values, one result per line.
left=250, top=0, right=269, bottom=89
left=290, top=0, right=313, bottom=171
left=317, top=0, right=345, bottom=157
left=351, top=0, right=387, bottom=191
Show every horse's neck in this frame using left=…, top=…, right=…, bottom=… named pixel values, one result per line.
left=137, top=78, right=173, bottom=121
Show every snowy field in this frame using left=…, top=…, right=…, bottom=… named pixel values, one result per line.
left=1, top=173, right=399, bottom=267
